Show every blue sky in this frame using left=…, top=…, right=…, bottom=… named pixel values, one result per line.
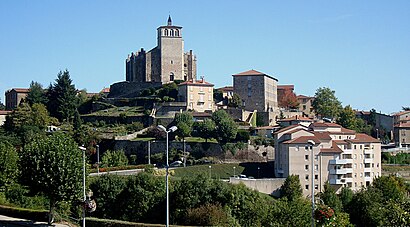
left=0, top=1, right=409, bottom=114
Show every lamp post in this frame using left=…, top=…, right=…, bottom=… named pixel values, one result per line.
left=157, top=125, right=178, bottom=227
left=79, top=146, right=87, bottom=227
left=257, top=167, right=260, bottom=179
left=233, top=166, right=236, bottom=177
left=209, top=165, right=212, bottom=178
left=308, top=140, right=316, bottom=227
left=96, top=145, right=100, bottom=174
left=148, top=140, right=151, bottom=165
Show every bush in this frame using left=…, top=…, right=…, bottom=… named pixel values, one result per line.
left=0, top=205, right=48, bottom=222
left=183, top=203, right=239, bottom=226
left=126, top=122, right=144, bottom=133
left=235, top=130, right=250, bottom=142
left=5, top=184, right=48, bottom=210
left=101, top=150, right=129, bottom=167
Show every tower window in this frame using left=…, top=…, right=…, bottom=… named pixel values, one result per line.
left=171, top=60, right=173, bottom=64
left=170, top=73, right=174, bottom=81
left=164, top=29, right=168, bottom=36
left=175, top=29, right=179, bottom=36
left=170, top=29, right=174, bottom=36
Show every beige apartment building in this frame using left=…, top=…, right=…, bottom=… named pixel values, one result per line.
left=297, top=95, right=315, bottom=118
left=178, top=78, right=214, bottom=112
left=5, top=88, right=29, bottom=110
left=394, top=122, right=410, bottom=147
left=274, top=122, right=381, bottom=196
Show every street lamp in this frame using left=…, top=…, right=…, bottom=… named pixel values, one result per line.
left=257, top=167, right=260, bottom=179
left=79, top=146, right=87, bottom=227
left=209, top=165, right=212, bottom=178
left=233, top=166, right=236, bottom=177
left=157, top=125, right=178, bottom=227
left=96, top=145, right=100, bottom=174
left=307, top=140, right=316, bottom=227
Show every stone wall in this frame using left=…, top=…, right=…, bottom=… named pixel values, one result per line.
left=229, top=178, right=285, bottom=197
left=81, top=115, right=153, bottom=127
left=108, top=81, right=162, bottom=98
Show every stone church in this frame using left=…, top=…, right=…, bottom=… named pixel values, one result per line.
left=125, top=16, right=197, bottom=84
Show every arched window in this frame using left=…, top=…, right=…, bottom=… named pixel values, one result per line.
left=170, top=29, right=174, bottom=36
left=164, top=29, right=168, bottom=36
left=170, top=73, right=174, bottom=81
left=175, top=29, right=179, bottom=37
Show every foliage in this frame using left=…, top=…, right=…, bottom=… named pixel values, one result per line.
left=320, top=182, right=342, bottom=213
left=337, top=105, right=372, bottom=134
left=74, top=125, right=100, bottom=153
left=26, top=81, right=48, bottom=106
left=339, top=187, right=353, bottom=212
left=156, top=82, right=178, bottom=101
left=280, top=175, right=302, bottom=202
left=20, top=133, right=83, bottom=219
left=213, top=89, right=224, bottom=103
left=212, top=110, right=238, bottom=143
left=89, top=174, right=127, bottom=219
left=402, top=106, right=410, bottom=111
left=235, top=129, right=250, bottom=142
left=5, top=185, right=48, bottom=210
left=312, top=87, right=342, bottom=119
left=0, top=98, right=5, bottom=110
left=314, top=204, right=335, bottom=226
left=101, top=150, right=129, bottom=167
left=184, top=203, right=239, bottom=227
left=0, top=141, right=19, bottom=190
left=174, top=112, right=193, bottom=140
left=268, top=197, right=311, bottom=226
left=228, top=93, right=242, bottom=108
left=125, top=122, right=144, bottom=133
left=47, top=70, right=79, bottom=122
left=278, top=89, right=299, bottom=109
left=194, top=119, right=216, bottom=142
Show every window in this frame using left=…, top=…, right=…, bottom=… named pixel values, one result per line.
left=305, top=175, right=309, bottom=180
left=170, top=60, right=173, bottom=64
left=360, top=173, right=363, bottom=177
left=170, top=73, right=174, bottom=81
left=305, top=165, right=309, bottom=171
left=305, top=145, right=309, bottom=150
left=315, top=185, right=318, bottom=190
left=354, top=164, right=357, bottom=169
left=360, top=163, right=363, bottom=168
left=305, top=185, right=309, bottom=190
left=208, top=94, right=212, bottom=101
left=305, top=155, right=309, bottom=160
left=164, top=29, right=168, bottom=36
left=354, top=145, right=356, bottom=149
left=170, top=29, right=174, bottom=36
left=175, top=29, right=179, bottom=36
left=354, top=173, right=357, bottom=178
left=315, top=155, right=318, bottom=161
left=315, top=164, right=318, bottom=171
left=208, top=103, right=212, bottom=109
left=354, top=154, right=357, bottom=159
left=315, top=175, right=318, bottom=180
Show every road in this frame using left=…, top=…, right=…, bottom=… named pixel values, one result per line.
left=0, top=215, right=70, bottom=227
left=89, top=168, right=144, bottom=176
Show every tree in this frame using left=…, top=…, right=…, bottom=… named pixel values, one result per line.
left=101, top=150, right=129, bottom=167
left=337, top=105, right=358, bottom=130
left=402, top=106, right=410, bottom=111
left=280, top=175, right=302, bottom=202
left=320, top=182, right=342, bottom=213
left=212, top=110, right=238, bottom=143
left=228, top=94, right=242, bottom=108
left=0, top=98, right=5, bottom=110
left=174, top=112, right=194, bottom=140
left=312, top=87, right=342, bottom=119
left=47, top=70, right=79, bottom=122
left=20, top=133, right=83, bottom=222
left=0, top=141, right=19, bottom=190
left=339, top=187, right=353, bottom=212
left=26, top=81, right=47, bottom=106
left=195, top=119, right=216, bottom=142
left=278, top=89, right=299, bottom=110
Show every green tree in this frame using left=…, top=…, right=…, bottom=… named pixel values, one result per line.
left=312, top=87, right=342, bottom=119
left=320, top=182, right=342, bottom=213
left=20, top=133, right=83, bottom=222
left=0, top=98, right=5, bottom=110
left=0, top=141, right=19, bottom=190
left=268, top=197, right=311, bottom=226
left=228, top=93, right=242, bottom=108
left=101, top=149, right=129, bottom=167
left=195, top=119, right=216, bottom=142
left=280, top=175, right=303, bottom=202
left=26, top=81, right=47, bottom=106
left=337, top=105, right=358, bottom=130
left=339, top=187, right=353, bottom=212
left=212, top=110, right=238, bottom=143
left=174, top=112, right=193, bottom=140
left=402, top=106, right=410, bottom=111
left=47, top=70, right=79, bottom=122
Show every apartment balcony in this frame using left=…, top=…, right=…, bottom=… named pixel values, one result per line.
left=329, top=159, right=352, bottom=165
left=344, top=177, right=353, bottom=183
left=343, top=149, right=353, bottom=155
left=329, top=178, right=345, bottom=185
left=364, top=167, right=372, bottom=173
left=329, top=168, right=353, bottom=175
left=364, top=149, right=373, bottom=155
left=364, top=176, right=372, bottom=182
left=364, top=158, right=373, bottom=164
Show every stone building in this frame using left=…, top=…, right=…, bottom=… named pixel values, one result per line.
left=394, top=122, right=410, bottom=147
left=297, top=95, right=315, bottom=117
left=125, top=16, right=197, bottom=84
left=5, top=88, right=29, bottom=110
left=178, top=77, right=214, bottom=112
left=232, top=70, right=278, bottom=125
left=274, top=122, right=381, bottom=196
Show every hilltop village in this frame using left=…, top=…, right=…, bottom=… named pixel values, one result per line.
left=1, top=16, right=410, bottom=226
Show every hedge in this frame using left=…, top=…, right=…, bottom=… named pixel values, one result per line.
left=0, top=205, right=48, bottom=222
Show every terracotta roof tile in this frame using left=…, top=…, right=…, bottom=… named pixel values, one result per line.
left=312, top=131, right=332, bottom=140
left=217, top=86, right=233, bottom=91
left=395, top=122, right=410, bottom=128
left=310, top=122, right=341, bottom=128
left=346, top=133, right=379, bottom=143
left=275, top=124, right=305, bottom=134
left=283, top=136, right=320, bottom=144
left=232, top=69, right=278, bottom=81
left=0, top=110, right=12, bottom=115
left=178, top=80, right=214, bottom=86
left=277, top=115, right=313, bottom=122
left=7, top=88, right=30, bottom=93
left=320, top=141, right=343, bottom=153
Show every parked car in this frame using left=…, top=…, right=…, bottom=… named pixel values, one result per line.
left=169, top=160, right=183, bottom=167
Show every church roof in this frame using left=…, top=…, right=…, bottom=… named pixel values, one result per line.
left=232, top=69, right=278, bottom=81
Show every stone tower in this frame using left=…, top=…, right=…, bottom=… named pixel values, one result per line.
left=156, top=15, right=184, bottom=83
left=125, top=16, right=197, bottom=84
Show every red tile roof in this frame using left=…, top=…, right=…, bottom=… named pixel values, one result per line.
left=277, top=115, right=313, bottom=122
left=283, top=136, right=321, bottom=144
left=320, top=141, right=343, bottom=153
left=395, top=122, right=410, bottom=128
left=346, top=133, right=379, bottom=143
left=310, top=122, right=341, bottom=128
left=393, top=110, right=410, bottom=116
left=179, top=80, right=214, bottom=86
left=101, top=87, right=110, bottom=93
left=7, top=88, right=29, bottom=93
left=275, top=124, right=306, bottom=134
left=0, top=110, right=12, bottom=115
left=312, top=131, right=332, bottom=140
left=285, top=128, right=312, bottom=135
left=217, top=86, right=233, bottom=91
left=277, top=85, right=294, bottom=90
left=333, top=140, right=349, bottom=145
left=232, top=69, right=278, bottom=81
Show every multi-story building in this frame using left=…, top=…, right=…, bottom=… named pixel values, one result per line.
left=217, top=86, right=234, bottom=100
left=274, top=122, right=381, bottom=196
left=393, top=110, right=410, bottom=125
left=125, top=16, right=197, bottom=84
left=355, top=110, right=393, bottom=140
left=297, top=95, right=315, bottom=118
left=178, top=78, right=214, bottom=112
left=232, top=69, right=278, bottom=125
left=394, top=122, right=410, bottom=147
left=5, top=88, right=29, bottom=110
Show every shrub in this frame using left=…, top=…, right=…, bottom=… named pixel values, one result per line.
left=101, top=150, right=129, bottom=167
left=126, top=122, right=144, bottom=133
left=184, top=203, right=239, bottom=226
left=235, top=130, right=250, bottom=142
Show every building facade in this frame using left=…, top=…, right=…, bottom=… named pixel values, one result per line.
left=394, top=122, right=410, bottom=147
left=178, top=78, right=214, bottom=112
left=297, top=95, right=315, bottom=118
left=125, top=16, right=197, bottom=84
left=5, top=88, right=29, bottom=110
left=274, top=122, right=381, bottom=196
